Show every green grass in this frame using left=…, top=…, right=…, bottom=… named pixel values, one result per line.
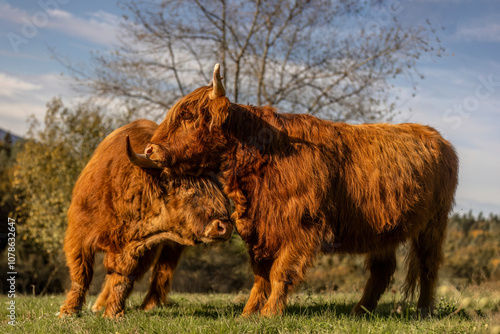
left=1, top=288, right=499, bottom=333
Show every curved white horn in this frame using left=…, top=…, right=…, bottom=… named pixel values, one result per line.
left=126, top=135, right=162, bottom=169
left=209, top=63, right=226, bottom=99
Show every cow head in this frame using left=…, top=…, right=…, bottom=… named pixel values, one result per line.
left=144, top=64, right=231, bottom=175
left=166, top=176, right=233, bottom=244
left=125, top=136, right=233, bottom=245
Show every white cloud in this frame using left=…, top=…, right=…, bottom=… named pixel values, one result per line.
left=0, top=50, right=46, bottom=60
left=89, top=10, right=122, bottom=26
left=455, top=144, right=500, bottom=213
left=0, top=72, right=76, bottom=135
left=0, top=3, right=25, bottom=24
left=46, top=9, right=72, bottom=19
left=0, top=73, right=42, bottom=97
left=455, top=16, right=500, bottom=42
left=457, top=23, right=500, bottom=42
left=0, top=3, right=121, bottom=46
left=44, top=10, right=121, bottom=46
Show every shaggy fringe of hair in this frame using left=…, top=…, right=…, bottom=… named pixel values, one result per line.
left=164, top=86, right=231, bottom=133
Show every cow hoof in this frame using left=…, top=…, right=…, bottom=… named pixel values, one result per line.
left=241, top=309, right=260, bottom=318
left=241, top=305, right=262, bottom=318
left=58, top=307, right=80, bottom=318
left=417, top=307, right=432, bottom=319
left=57, top=311, right=70, bottom=318
left=260, top=306, right=282, bottom=317
left=240, top=311, right=254, bottom=318
left=91, top=304, right=104, bottom=312
left=103, top=309, right=125, bottom=319
left=351, top=304, right=374, bottom=316
left=140, top=300, right=160, bottom=311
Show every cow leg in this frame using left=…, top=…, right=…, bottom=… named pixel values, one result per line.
left=59, top=242, right=95, bottom=316
left=259, top=242, right=317, bottom=317
left=92, top=253, right=117, bottom=312
left=408, top=212, right=448, bottom=317
left=141, top=243, right=185, bottom=311
left=102, top=272, right=136, bottom=318
left=103, top=248, right=157, bottom=318
left=242, top=260, right=271, bottom=316
left=353, top=248, right=397, bottom=315
left=92, top=274, right=112, bottom=312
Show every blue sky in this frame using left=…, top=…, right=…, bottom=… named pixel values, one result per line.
left=0, top=0, right=499, bottom=215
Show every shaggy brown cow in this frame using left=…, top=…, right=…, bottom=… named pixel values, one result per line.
left=143, top=64, right=459, bottom=317
left=59, top=119, right=233, bottom=318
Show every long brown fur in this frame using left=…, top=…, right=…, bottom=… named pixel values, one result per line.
left=59, top=119, right=232, bottom=318
left=146, top=79, right=459, bottom=317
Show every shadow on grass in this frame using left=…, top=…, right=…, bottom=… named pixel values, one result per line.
left=128, top=299, right=471, bottom=321
left=284, top=301, right=471, bottom=320
left=128, top=302, right=246, bottom=319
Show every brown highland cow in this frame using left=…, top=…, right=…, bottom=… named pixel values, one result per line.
left=137, top=64, right=459, bottom=317
left=59, top=119, right=233, bottom=318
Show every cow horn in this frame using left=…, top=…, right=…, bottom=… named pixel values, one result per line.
left=126, top=135, right=162, bottom=169
left=209, top=63, right=225, bottom=99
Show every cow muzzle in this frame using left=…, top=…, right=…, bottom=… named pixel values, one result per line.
left=203, top=219, right=233, bottom=242
left=144, top=143, right=174, bottom=166
left=126, top=136, right=163, bottom=169
left=145, top=144, right=161, bottom=159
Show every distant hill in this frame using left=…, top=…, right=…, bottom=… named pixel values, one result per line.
left=0, top=128, right=23, bottom=143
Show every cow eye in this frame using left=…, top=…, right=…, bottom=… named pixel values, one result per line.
left=181, top=113, right=195, bottom=122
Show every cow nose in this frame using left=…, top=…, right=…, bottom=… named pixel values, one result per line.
left=144, top=144, right=156, bottom=157
left=216, top=220, right=227, bottom=234
left=209, top=219, right=233, bottom=240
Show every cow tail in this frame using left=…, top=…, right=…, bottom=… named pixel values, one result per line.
left=402, top=242, right=420, bottom=301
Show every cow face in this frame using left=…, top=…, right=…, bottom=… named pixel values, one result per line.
left=145, top=64, right=230, bottom=175
left=165, top=176, right=233, bottom=244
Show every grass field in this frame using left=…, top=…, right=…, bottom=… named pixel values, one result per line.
left=1, top=286, right=500, bottom=333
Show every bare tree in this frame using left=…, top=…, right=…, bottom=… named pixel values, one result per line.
left=66, top=0, right=443, bottom=122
